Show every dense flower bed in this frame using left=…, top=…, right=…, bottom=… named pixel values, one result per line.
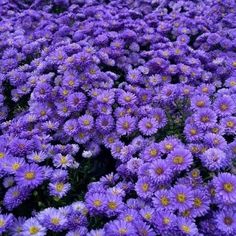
left=0, top=0, right=236, bottom=235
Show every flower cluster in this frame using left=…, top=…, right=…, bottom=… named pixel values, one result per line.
left=0, top=0, right=236, bottom=235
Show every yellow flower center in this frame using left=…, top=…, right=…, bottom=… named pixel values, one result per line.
left=56, top=183, right=64, bottom=192
left=119, top=228, right=127, bottom=234
left=173, top=156, right=184, bottom=164
left=13, top=191, right=20, bottom=197
left=29, top=226, right=39, bottom=235
left=146, top=122, right=153, bottom=129
left=122, top=122, right=130, bottom=129
left=232, top=61, right=236, bottom=67
left=124, top=96, right=131, bottom=102
left=182, top=225, right=190, bottom=233
left=125, top=215, right=133, bottom=222
left=165, top=144, right=173, bottom=151
left=69, top=80, right=74, bottom=86
left=0, top=219, right=5, bottom=227
left=227, top=121, right=234, bottom=128
left=142, top=183, right=149, bottom=192
left=190, top=129, right=197, bottom=135
left=25, top=171, right=35, bottom=180
left=144, top=213, right=152, bottom=220
left=223, top=183, right=234, bottom=193
left=0, top=152, right=5, bottom=159
left=220, top=104, right=228, bottom=111
left=93, top=200, right=102, bottom=207
left=196, top=101, right=205, bottom=107
left=163, top=217, right=170, bottom=224
left=150, top=149, right=158, bottom=157
left=161, top=196, right=169, bottom=206
left=51, top=217, right=60, bottom=225
left=108, top=202, right=117, bottom=210
left=156, top=167, right=164, bottom=175
left=12, top=163, right=20, bottom=170
left=60, top=156, right=68, bottom=165
left=194, top=197, right=202, bottom=207
left=177, top=193, right=186, bottom=203
left=83, top=119, right=90, bottom=126
left=201, top=116, right=209, bottom=122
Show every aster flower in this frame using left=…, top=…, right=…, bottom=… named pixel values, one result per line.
left=116, top=115, right=136, bottom=136
left=105, top=219, right=137, bottom=236
left=178, top=217, right=198, bottom=235
left=15, top=163, right=44, bottom=188
left=138, top=117, right=159, bottom=136
left=192, top=189, right=210, bottom=217
left=142, top=143, right=161, bottom=161
left=96, top=115, right=114, bottom=134
left=135, top=177, right=154, bottom=199
left=53, top=154, right=74, bottom=169
left=154, top=210, right=177, bottom=232
left=200, top=148, right=228, bottom=171
left=213, top=173, right=236, bottom=204
left=0, top=214, right=14, bottom=235
left=213, top=95, right=235, bottom=117
left=167, top=147, right=193, bottom=172
left=105, top=194, right=124, bottom=217
left=194, top=108, right=217, bottom=129
left=49, top=182, right=71, bottom=198
left=118, top=91, right=137, bottom=107
left=22, top=218, right=46, bottom=236
left=171, top=184, right=194, bottom=211
left=38, top=208, right=68, bottom=232
left=67, top=92, right=87, bottom=112
left=215, top=209, right=236, bottom=234
left=149, top=160, right=172, bottom=184
left=152, top=189, right=174, bottom=211
left=85, top=193, right=106, bottom=215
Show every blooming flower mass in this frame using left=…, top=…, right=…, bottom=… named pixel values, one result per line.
left=0, top=0, right=236, bottom=235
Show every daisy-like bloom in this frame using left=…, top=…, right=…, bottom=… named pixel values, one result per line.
left=27, top=151, right=47, bottom=163
left=97, top=89, right=115, bottom=105
left=118, top=209, right=141, bottom=224
left=0, top=214, right=14, bottom=235
left=3, top=185, right=30, bottom=211
left=15, top=163, right=44, bottom=188
left=213, top=95, right=235, bottom=117
left=105, top=194, right=124, bottom=217
left=135, top=177, right=154, bottom=199
left=117, top=91, right=137, bottom=107
left=105, top=219, right=137, bottom=236
left=167, top=147, right=193, bottom=172
left=49, top=182, right=71, bottom=198
left=140, top=206, right=155, bottom=223
left=221, top=116, right=236, bottom=134
left=138, top=117, right=159, bottom=136
left=67, top=92, right=87, bottom=112
left=194, top=108, right=217, bottom=129
left=192, top=189, right=210, bottom=217
left=213, top=173, right=236, bottom=204
left=85, top=193, right=106, bottom=215
left=152, top=189, right=174, bottom=211
left=126, top=158, right=144, bottom=175
left=38, top=208, right=68, bottom=232
left=2, top=156, right=26, bottom=174
left=200, top=148, right=228, bottom=171
left=190, top=95, right=211, bottom=110
left=22, top=217, right=46, bottom=236
left=171, top=184, right=194, bottom=211
left=53, top=154, right=74, bottom=169
left=63, top=119, right=79, bottom=136
left=149, top=160, right=172, bottom=184
left=154, top=210, right=177, bottom=232
left=160, top=137, right=181, bottom=154
left=204, top=133, right=227, bottom=150
left=95, top=115, right=114, bottom=134
left=78, top=114, right=94, bottom=131
left=116, top=115, right=136, bottom=136
left=178, top=217, right=198, bottom=235
left=9, top=216, right=26, bottom=236
left=142, top=142, right=161, bottom=161
left=127, top=69, right=142, bottom=84
left=149, top=108, right=167, bottom=128
left=134, top=220, right=156, bottom=236
left=184, top=124, right=203, bottom=142
left=215, top=209, right=236, bottom=234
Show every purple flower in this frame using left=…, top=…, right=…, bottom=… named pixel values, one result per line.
left=167, top=147, right=193, bottom=172
left=171, top=184, right=194, bottom=211
left=15, top=163, right=44, bottom=188
left=178, top=217, right=198, bottom=235
left=138, top=117, right=159, bottom=136
left=215, top=209, right=236, bottom=234
left=213, top=173, right=236, bottom=204
left=152, top=189, right=173, bottom=211
left=213, top=95, right=235, bottom=117
left=116, top=115, right=136, bottom=136
left=22, top=218, right=46, bottom=236
left=194, top=108, right=217, bottom=129
left=0, top=214, right=14, bottom=234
